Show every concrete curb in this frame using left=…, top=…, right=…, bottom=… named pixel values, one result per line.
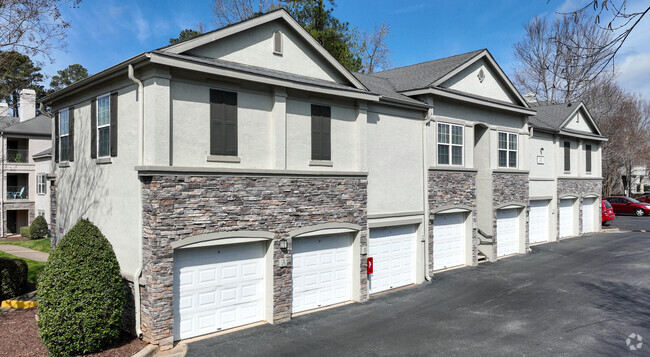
left=1, top=290, right=37, bottom=310
left=132, top=344, right=158, bottom=357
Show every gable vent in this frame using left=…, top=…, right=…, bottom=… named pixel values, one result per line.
left=273, top=31, right=282, bottom=55
left=477, top=69, right=485, bottom=83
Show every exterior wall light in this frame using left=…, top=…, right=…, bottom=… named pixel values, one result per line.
left=279, top=239, right=288, bottom=249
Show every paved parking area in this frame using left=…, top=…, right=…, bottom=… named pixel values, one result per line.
left=606, top=213, right=650, bottom=232
left=186, top=231, right=650, bottom=356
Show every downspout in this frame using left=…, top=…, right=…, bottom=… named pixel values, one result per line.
left=1, top=133, right=4, bottom=238
left=128, top=64, right=144, bottom=338
left=422, top=108, right=433, bottom=281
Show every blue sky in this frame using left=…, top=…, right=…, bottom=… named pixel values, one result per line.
left=40, top=0, right=650, bottom=99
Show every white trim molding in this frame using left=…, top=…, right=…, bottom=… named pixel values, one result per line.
left=289, top=222, right=362, bottom=238
left=171, top=231, right=275, bottom=249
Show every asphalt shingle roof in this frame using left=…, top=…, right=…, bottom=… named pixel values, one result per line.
left=372, top=49, right=485, bottom=92
left=352, top=72, right=427, bottom=106
left=529, top=102, right=581, bottom=131
left=33, top=147, right=52, bottom=158
left=0, top=116, right=18, bottom=130
left=1, top=114, right=51, bottom=136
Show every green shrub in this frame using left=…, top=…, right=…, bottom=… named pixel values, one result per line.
left=29, top=216, right=49, bottom=239
left=0, top=257, right=27, bottom=300
left=19, top=226, right=30, bottom=239
left=38, top=219, right=125, bottom=356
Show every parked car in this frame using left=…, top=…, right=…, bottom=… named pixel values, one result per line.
left=637, top=192, right=650, bottom=203
left=604, top=196, right=650, bottom=216
left=601, top=200, right=615, bottom=224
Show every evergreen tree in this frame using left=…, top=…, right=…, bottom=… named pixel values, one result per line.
left=0, top=51, right=44, bottom=116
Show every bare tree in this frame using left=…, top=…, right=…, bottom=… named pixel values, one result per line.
left=211, top=0, right=279, bottom=28
left=0, top=0, right=82, bottom=67
left=513, top=13, right=614, bottom=104
left=581, top=78, right=650, bottom=195
left=556, top=0, right=649, bottom=76
left=358, top=22, right=393, bottom=74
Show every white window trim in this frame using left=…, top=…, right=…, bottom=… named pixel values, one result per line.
left=437, top=122, right=464, bottom=166
left=96, top=93, right=111, bottom=158
left=498, top=131, right=518, bottom=168
left=37, top=174, right=47, bottom=195
left=59, top=107, right=70, bottom=163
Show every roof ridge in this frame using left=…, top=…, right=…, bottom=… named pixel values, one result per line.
left=372, top=49, right=485, bottom=76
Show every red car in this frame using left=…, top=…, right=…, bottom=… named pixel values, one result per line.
left=604, top=196, right=650, bottom=216
left=637, top=193, right=650, bottom=203
left=601, top=200, right=615, bottom=224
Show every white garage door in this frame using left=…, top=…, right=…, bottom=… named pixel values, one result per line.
left=497, top=208, right=520, bottom=257
left=433, top=213, right=467, bottom=271
left=582, top=198, right=596, bottom=233
left=559, top=199, right=574, bottom=238
left=173, top=243, right=266, bottom=340
left=529, top=201, right=550, bottom=244
left=292, top=233, right=352, bottom=313
left=369, top=225, right=416, bottom=294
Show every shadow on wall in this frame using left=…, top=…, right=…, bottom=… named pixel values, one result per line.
left=56, top=128, right=111, bottom=240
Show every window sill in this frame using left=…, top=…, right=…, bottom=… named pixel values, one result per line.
left=96, top=157, right=112, bottom=165
left=207, top=155, right=241, bottom=163
left=58, top=162, right=70, bottom=168
left=309, top=160, right=333, bottom=167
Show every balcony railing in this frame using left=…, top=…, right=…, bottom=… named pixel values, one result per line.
left=6, top=186, right=28, bottom=200
left=6, top=149, right=29, bottom=163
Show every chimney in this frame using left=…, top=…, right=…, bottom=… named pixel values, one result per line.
left=19, top=89, right=36, bottom=121
left=523, top=92, right=538, bottom=104
left=0, top=102, right=8, bottom=117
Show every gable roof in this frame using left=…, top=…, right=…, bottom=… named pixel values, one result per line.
left=0, top=116, right=18, bottom=130
left=352, top=72, right=429, bottom=108
left=33, top=147, right=52, bottom=159
left=372, top=49, right=484, bottom=92
left=530, top=102, right=604, bottom=138
left=161, top=9, right=367, bottom=91
left=1, top=115, right=51, bottom=136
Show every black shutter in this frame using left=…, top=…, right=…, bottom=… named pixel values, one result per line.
left=210, top=89, right=224, bottom=155
left=224, top=91, right=238, bottom=156
left=90, top=98, right=97, bottom=159
left=321, top=106, right=331, bottom=160
left=54, top=112, right=59, bottom=163
left=586, top=144, right=592, bottom=172
left=311, top=105, right=321, bottom=160
left=68, top=107, right=75, bottom=162
left=110, top=92, right=118, bottom=157
left=564, top=142, right=570, bottom=171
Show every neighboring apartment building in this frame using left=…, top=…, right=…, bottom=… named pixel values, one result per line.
left=528, top=102, right=605, bottom=242
left=0, top=90, right=53, bottom=237
left=41, top=10, right=603, bottom=348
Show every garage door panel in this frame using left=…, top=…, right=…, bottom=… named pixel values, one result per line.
left=560, top=199, right=575, bottom=238
left=497, top=209, right=520, bottom=257
left=369, top=225, right=416, bottom=294
left=529, top=201, right=550, bottom=244
left=174, top=242, right=266, bottom=340
left=582, top=198, right=595, bottom=233
left=433, top=213, right=467, bottom=270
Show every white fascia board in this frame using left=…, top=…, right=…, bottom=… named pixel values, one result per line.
left=149, top=53, right=380, bottom=102
left=404, top=87, right=536, bottom=116
left=163, top=10, right=367, bottom=91
left=430, top=50, right=530, bottom=108
left=558, top=130, right=608, bottom=142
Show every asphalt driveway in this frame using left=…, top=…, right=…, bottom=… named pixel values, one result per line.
left=186, top=231, right=650, bottom=356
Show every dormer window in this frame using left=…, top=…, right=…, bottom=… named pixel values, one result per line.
left=273, top=31, right=282, bottom=55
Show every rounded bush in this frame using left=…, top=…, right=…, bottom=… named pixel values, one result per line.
left=38, top=219, right=125, bottom=356
left=19, top=226, right=30, bottom=239
left=29, top=216, right=49, bottom=239
left=0, top=257, right=27, bottom=300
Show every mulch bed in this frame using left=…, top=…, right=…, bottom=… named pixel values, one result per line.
left=0, top=308, right=148, bottom=357
left=0, top=234, right=30, bottom=241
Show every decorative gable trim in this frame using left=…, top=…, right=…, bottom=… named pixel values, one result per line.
left=431, top=50, right=530, bottom=109
left=559, top=102, right=603, bottom=136
left=162, top=9, right=367, bottom=91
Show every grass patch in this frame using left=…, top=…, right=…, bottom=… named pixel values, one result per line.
left=0, top=251, right=45, bottom=283
left=0, top=238, right=51, bottom=253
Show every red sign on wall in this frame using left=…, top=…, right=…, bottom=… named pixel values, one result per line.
left=367, top=257, right=373, bottom=275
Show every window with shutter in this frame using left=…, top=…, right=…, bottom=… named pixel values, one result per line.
left=564, top=141, right=571, bottom=172
left=210, top=89, right=238, bottom=156
left=311, top=104, right=331, bottom=161
left=58, top=108, right=70, bottom=162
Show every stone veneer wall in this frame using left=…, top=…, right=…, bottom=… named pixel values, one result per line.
left=428, top=170, right=477, bottom=274
left=3, top=202, right=35, bottom=235
left=557, top=178, right=603, bottom=237
left=492, top=172, right=530, bottom=256
left=140, top=174, right=367, bottom=346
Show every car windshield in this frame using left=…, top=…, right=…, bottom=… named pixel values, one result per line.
left=628, top=198, right=641, bottom=204
left=603, top=200, right=612, bottom=209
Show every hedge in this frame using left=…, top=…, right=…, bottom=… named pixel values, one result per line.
left=38, top=219, right=125, bottom=356
left=0, top=257, right=27, bottom=300
left=19, top=226, right=30, bottom=239
left=29, top=216, right=48, bottom=239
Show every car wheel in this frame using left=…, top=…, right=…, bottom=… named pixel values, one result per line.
left=634, top=208, right=645, bottom=216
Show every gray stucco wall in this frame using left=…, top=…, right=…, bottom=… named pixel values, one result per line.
left=140, top=174, right=367, bottom=346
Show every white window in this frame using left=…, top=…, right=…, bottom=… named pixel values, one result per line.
left=438, top=123, right=463, bottom=165
left=498, top=132, right=518, bottom=168
left=59, top=108, right=69, bottom=162
left=37, top=174, right=47, bottom=195
left=97, top=94, right=111, bottom=157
